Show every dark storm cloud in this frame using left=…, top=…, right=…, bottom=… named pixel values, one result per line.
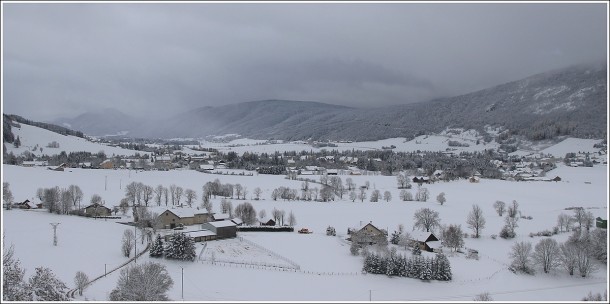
left=2, top=2, right=607, bottom=121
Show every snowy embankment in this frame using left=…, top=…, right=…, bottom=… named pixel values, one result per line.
left=2, top=163, right=607, bottom=301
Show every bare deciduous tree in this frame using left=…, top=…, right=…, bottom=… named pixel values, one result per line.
left=560, top=242, right=578, bottom=276
left=67, top=185, right=83, bottom=210
left=220, top=199, right=232, bottom=216
left=43, top=187, right=61, bottom=213
left=202, top=195, right=213, bottom=214
left=415, top=187, right=429, bottom=202
left=175, top=186, right=184, bottom=205
left=253, top=187, right=262, bottom=200
left=436, top=192, right=446, bottom=205
left=345, top=178, right=355, bottom=191
left=572, top=208, right=587, bottom=230
left=60, top=189, right=72, bottom=215
left=288, top=211, right=297, bottom=226
left=74, top=271, right=89, bottom=296
left=442, top=224, right=464, bottom=251
left=358, top=188, right=367, bottom=202
left=577, top=246, right=596, bottom=277
left=234, top=184, right=243, bottom=200
left=507, top=200, right=519, bottom=218
left=383, top=191, right=392, bottom=202
left=272, top=208, right=281, bottom=224
left=533, top=238, right=561, bottom=273
left=121, top=229, right=134, bottom=258
left=557, top=213, right=572, bottom=232
left=369, top=189, right=381, bottom=202
left=493, top=200, right=506, bottom=216
left=413, top=208, right=440, bottom=232
left=234, top=202, right=257, bottom=225
left=466, top=204, right=486, bottom=238
left=509, top=241, right=533, bottom=274
left=142, top=185, right=154, bottom=206
left=90, top=194, right=102, bottom=205
left=169, top=185, right=177, bottom=205
left=154, top=185, right=164, bottom=206
left=184, top=189, right=197, bottom=207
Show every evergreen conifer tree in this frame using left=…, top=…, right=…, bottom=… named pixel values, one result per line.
left=390, top=230, right=402, bottom=245
left=412, top=245, right=422, bottom=255
left=164, top=233, right=196, bottom=261
left=149, top=234, right=165, bottom=258
left=435, top=252, right=453, bottom=281
left=419, top=258, right=433, bottom=281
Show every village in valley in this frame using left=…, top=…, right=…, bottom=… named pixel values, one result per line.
left=2, top=2, right=608, bottom=302
left=2, top=117, right=608, bottom=301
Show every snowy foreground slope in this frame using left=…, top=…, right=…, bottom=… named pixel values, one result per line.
left=2, top=164, right=607, bottom=301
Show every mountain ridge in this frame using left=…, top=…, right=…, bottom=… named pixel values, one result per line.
left=52, top=64, right=607, bottom=141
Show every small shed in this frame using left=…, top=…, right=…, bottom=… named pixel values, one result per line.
left=16, top=199, right=38, bottom=209
left=260, top=218, right=276, bottom=226
left=410, top=231, right=440, bottom=252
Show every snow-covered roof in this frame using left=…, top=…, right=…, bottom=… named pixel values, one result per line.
left=426, top=240, right=442, bottom=249
left=207, top=220, right=237, bottom=228
left=410, top=231, right=436, bottom=242
left=155, top=207, right=209, bottom=218
left=231, top=218, right=243, bottom=225
left=186, top=230, right=216, bottom=238
left=212, top=213, right=231, bottom=220
left=200, top=164, right=214, bottom=170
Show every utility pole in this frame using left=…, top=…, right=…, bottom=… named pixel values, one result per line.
left=50, top=223, right=60, bottom=246
left=369, top=290, right=372, bottom=301
left=105, top=175, right=107, bottom=191
left=105, top=264, right=107, bottom=277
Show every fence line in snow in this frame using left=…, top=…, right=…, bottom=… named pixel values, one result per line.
left=238, top=236, right=301, bottom=270
left=199, top=260, right=359, bottom=276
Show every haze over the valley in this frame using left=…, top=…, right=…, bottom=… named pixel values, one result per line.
left=3, top=3, right=607, bottom=121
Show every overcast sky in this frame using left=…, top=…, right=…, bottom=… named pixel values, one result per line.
left=2, top=2, right=607, bottom=121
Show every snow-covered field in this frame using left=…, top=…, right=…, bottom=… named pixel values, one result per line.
left=5, top=123, right=151, bottom=157
left=2, top=162, right=607, bottom=301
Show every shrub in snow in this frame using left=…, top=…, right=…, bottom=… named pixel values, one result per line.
left=29, top=267, right=69, bottom=301
left=149, top=234, right=165, bottom=258
left=164, top=232, right=196, bottom=261
left=473, top=292, right=493, bottom=301
left=412, top=245, right=422, bottom=256
left=582, top=291, right=607, bottom=301
left=499, top=225, right=516, bottom=239
left=109, top=262, right=174, bottom=301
